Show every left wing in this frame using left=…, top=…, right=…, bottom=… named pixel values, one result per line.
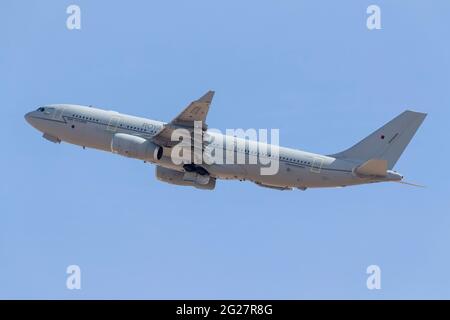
left=152, top=90, right=215, bottom=147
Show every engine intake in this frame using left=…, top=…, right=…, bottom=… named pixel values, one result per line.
left=111, top=133, right=162, bottom=162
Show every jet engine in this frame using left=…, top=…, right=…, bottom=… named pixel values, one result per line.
left=156, top=166, right=216, bottom=190
left=111, top=133, right=162, bottom=162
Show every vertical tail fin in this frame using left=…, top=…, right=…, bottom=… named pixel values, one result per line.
left=330, top=110, right=427, bottom=169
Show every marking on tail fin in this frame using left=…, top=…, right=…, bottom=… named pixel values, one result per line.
left=388, top=133, right=399, bottom=144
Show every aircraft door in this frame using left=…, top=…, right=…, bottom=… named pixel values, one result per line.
left=53, top=107, right=65, bottom=120
left=107, top=116, right=120, bottom=132
left=311, top=157, right=324, bottom=173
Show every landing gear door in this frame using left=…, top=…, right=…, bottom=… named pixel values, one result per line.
left=107, top=116, right=120, bottom=132
left=311, top=157, right=324, bottom=173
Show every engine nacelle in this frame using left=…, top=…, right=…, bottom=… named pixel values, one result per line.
left=156, top=166, right=216, bottom=190
left=111, top=133, right=162, bottom=162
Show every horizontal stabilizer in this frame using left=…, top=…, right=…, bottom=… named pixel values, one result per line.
left=355, top=159, right=387, bottom=177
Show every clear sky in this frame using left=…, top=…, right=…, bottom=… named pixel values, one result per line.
left=1, top=0, right=449, bottom=299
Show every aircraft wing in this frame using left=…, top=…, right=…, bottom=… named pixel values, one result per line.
left=152, top=90, right=214, bottom=147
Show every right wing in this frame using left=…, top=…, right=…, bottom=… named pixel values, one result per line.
left=152, top=90, right=215, bottom=147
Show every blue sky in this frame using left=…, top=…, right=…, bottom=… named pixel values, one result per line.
left=1, top=0, right=449, bottom=299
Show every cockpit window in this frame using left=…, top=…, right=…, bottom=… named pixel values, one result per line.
left=44, top=107, right=55, bottom=115
left=36, top=107, right=45, bottom=112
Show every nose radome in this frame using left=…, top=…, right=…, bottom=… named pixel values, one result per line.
left=24, top=112, right=32, bottom=124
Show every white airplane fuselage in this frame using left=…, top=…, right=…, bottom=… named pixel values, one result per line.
left=25, top=104, right=408, bottom=190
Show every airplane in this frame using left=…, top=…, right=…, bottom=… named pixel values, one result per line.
left=24, top=91, right=427, bottom=191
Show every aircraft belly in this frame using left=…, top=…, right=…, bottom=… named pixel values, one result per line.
left=238, top=162, right=304, bottom=188
left=301, top=170, right=357, bottom=188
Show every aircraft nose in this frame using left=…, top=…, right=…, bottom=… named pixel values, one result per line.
left=24, top=112, right=32, bottom=124
left=24, top=111, right=38, bottom=128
